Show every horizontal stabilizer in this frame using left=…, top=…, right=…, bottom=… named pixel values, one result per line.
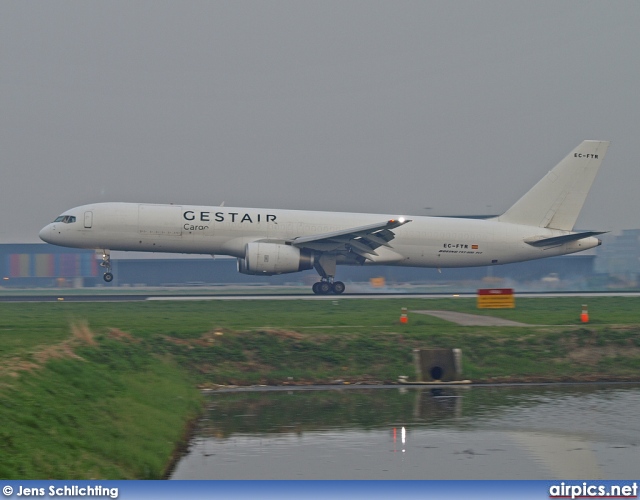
left=525, top=231, right=606, bottom=247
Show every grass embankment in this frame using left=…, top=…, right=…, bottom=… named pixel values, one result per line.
left=1, top=296, right=640, bottom=478
left=0, top=320, right=203, bottom=479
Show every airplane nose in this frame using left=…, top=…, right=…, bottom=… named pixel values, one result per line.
left=39, top=225, right=53, bottom=243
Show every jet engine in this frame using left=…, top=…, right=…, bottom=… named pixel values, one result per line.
left=237, top=242, right=314, bottom=275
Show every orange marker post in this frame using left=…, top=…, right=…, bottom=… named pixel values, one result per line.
left=581, top=304, right=589, bottom=323
left=400, top=307, right=408, bottom=324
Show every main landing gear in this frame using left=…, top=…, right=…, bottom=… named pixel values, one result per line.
left=312, top=279, right=345, bottom=295
left=100, top=250, right=113, bottom=283
left=311, top=254, right=345, bottom=294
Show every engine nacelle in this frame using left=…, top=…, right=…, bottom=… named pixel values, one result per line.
left=237, top=242, right=314, bottom=275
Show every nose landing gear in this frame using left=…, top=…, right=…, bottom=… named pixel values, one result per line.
left=100, top=250, right=113, bottom=283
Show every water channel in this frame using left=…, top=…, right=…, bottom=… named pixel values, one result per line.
left=170, top=384, right=640, bottom=480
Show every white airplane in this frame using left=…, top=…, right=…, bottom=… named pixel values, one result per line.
left=40, top=140, right=609, bottom=294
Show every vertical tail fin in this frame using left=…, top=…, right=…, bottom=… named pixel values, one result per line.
left=496, top=140, right=609, bottom=230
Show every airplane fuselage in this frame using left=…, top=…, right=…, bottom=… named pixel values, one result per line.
left=39, top=202, right=600, bottom=268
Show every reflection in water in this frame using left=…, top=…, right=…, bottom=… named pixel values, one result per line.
left=170, top=384, right=640, bottom=479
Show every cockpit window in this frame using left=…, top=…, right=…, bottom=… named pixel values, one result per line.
left=53, top=215, right=76, bottom=224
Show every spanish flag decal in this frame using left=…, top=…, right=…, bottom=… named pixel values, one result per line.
left=472, top=244, right=479, bottom=249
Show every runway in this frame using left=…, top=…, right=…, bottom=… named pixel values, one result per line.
left=1, top=291, right=640, bottom=302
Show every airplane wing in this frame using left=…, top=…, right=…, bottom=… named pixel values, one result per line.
left=291, top=219, right=411, bottom=259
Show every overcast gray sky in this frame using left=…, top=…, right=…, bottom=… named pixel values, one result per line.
left=2, top=1, right=639, bottom=243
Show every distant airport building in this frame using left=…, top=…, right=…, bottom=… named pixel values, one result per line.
left=595, top=229, right=640, bottom=287
left=0, top=243, right=600, bottom=289
left=0, top=244, right=98, bottom=287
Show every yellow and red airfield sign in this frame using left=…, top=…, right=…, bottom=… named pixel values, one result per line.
left=477, top=288, right=515, bottom=309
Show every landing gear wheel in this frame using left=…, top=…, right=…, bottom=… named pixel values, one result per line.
left=100, top=250, right=113, bottom=283
left=312, top=279, right=344, bottom=294
left=312, top=282, right=330, bottom=294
